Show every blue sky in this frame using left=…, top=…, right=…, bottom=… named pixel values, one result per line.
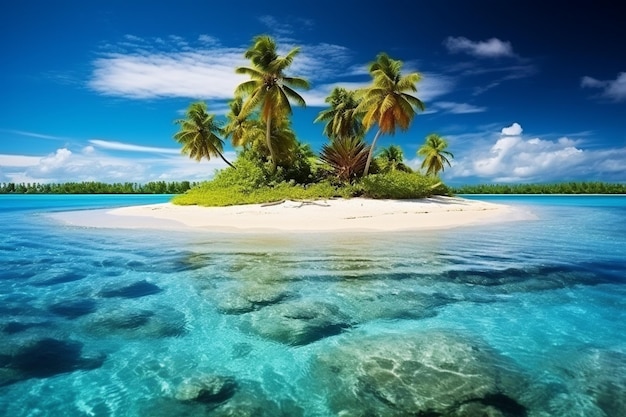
left=1, top=0, right=625, bottom=185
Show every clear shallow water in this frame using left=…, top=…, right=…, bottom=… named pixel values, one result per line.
left=0, top=194, right=624, bottom=416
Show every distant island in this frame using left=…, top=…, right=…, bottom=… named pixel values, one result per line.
left=0, top=181, right=197, bottom=194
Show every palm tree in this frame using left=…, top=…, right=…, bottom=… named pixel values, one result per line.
left=319, top=137, right=371, bottom=183
left=358, top=53, right=425, bottom=175
left=263, top=115, right=299, bottom=164
left=173, top=101, right=235, bottom=169
left=376, top=145, right=411, bottom=173
left=417, top=134, right=454, bottom=176
left=223, top=96, right=257, bottom=148
left=314, top=87, right=364, bottom=140
left=235, top=35, right=310, bottom=170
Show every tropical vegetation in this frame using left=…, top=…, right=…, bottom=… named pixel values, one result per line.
left=418, top=134, right=454, bottom=176
left=0, top=181, right=196, bottom=194
left=170, top=34, right=452, bottom=207
left=173, top=101, right=235, bottom=169
left=357, top=53, right=425, bottom=175
left=452, top=182, right=626, bottom=194
left=234, top=35, right=310, bottom=171
left=376, top=145, right=412, bottom=174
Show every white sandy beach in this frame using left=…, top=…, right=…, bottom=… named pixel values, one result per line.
left=50, top=196, right=535, bottom=233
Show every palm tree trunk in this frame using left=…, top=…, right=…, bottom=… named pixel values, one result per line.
left=217, top=150, right=236, bottom=169
left=363, top=129, right=382, bottom=176
left=265, top=116, right=277, bottom=171
left=265, top=117, right=276, bottom=171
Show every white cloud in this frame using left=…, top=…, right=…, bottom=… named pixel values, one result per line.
left=0, top=129, right=67, bottom=141
left=89, top=139, right=180, bottom=154
left=0, top=146, right=233, bottom=185
left=444, top=123, right=626, bottom=183
left=0, top=154, right=41, bottom=167
left=581, top=72, right=626, bottom=102
left=444, top=37, right=515, bottom=58
left=39, top=148, right=73, bottom=173
left=89, top=49, right=248, bottom=100
left=501, top=122, right=523, bottom=136
left=88, top=35, right=452, bottom=109
left=431, top=101, right=486, bottom=114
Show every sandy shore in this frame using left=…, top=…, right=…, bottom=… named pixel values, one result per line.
left=50, top=196, right=535, bottom=233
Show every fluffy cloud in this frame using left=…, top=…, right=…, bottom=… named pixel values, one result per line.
left=89, top=35, right=453, bottom=108
left=444, top=37, right=515, bottom=58
left=581, top=72, right=626, bottom=102
left=89, top=49, right=248, bottom=100
left=89, top=35, right=356, bottom=104
left=501, top=122, right=523, bottom=136
left=0, top=142, right=232, bottom=184
left=39, top=148, right=73, bottom=173
left=446, top=123, right=626, bottom=183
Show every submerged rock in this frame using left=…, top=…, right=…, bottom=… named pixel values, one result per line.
left=85, top=306, right=187, bottom=338
left=49, top=299, right=97, bottom=318
left=0, top=337, right=105, bottom=386
left=214, top=285, right=291, bottom=315
left=338, top=288, right=447, bottom=322
left=241, top=300, right=351, bottom=346
left=312, top=329, right=528, bottom=416
left=546, top=348, right=626, bottom=417
left=441, top=263, right=614, bottom=294
left=2, top=321, right=50, bottom=334
left=207, top=381, right=304, bottom=417
left=31, top=271, right=86, bottom=286
left=99, top=280, right=162, bottom=299
left=143, top=379, right=303, bottom=417
left=175, top=374, right=237, bottom=403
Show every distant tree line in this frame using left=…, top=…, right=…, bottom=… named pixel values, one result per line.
left=0, top=181, right=199, bottom=194
left=452, top=182, right=626, bottom=194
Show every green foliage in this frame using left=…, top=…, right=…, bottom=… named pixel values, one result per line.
left=235, top=35, right=310, bottom=169
left=173, top=101, right=234, bottom=168
left=417, top=134, right=453, bottom=176
left=358, top=53, right=425, bottom=175
left=452, top=182, right=626, bottom=194
left=314, top=87, right=365, bottom=141
left=376, top=145, right=412, bottom=173
left=0, top=181, right=196, bottom=194
left=214, top=145, right=316, bottom=190
left=319, top=137, right=371, bottom=183
left=172, top=180, right=355, bottom=207
left=359, top=171, right=449, bottom=199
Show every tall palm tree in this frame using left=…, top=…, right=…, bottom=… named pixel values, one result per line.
left=235, top=35, right=310, bottom=170
left=358, top=53, right=425, bottom=175
left=417, top=134, right=454, bottom=176
left=173, top=101, right=235, bottom=169
left=314, top=87, right=364, bottom=140
left=376, top=145, right=411, bottom=173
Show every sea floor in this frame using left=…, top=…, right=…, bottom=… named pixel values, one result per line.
left=1, top=196, right=625, bottom=416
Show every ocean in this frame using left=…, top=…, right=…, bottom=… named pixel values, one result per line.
left=0, top=194, right=624, bottom=416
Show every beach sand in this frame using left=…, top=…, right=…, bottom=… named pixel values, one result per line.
left=50, top=196, right=535, bottom=233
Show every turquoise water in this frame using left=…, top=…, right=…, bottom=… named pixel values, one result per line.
left=0, top=194, right=624, bottom=416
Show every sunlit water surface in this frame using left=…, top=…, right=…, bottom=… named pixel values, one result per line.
left=0, top=194, right=624, bottom=416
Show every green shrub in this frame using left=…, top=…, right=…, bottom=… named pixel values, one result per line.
left=172, top=180, right=356, bottom=207
left=359, top=171, right=449, bottom=199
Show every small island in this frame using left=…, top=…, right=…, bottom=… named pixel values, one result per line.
left=168, top=34, right=456, bottom=211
